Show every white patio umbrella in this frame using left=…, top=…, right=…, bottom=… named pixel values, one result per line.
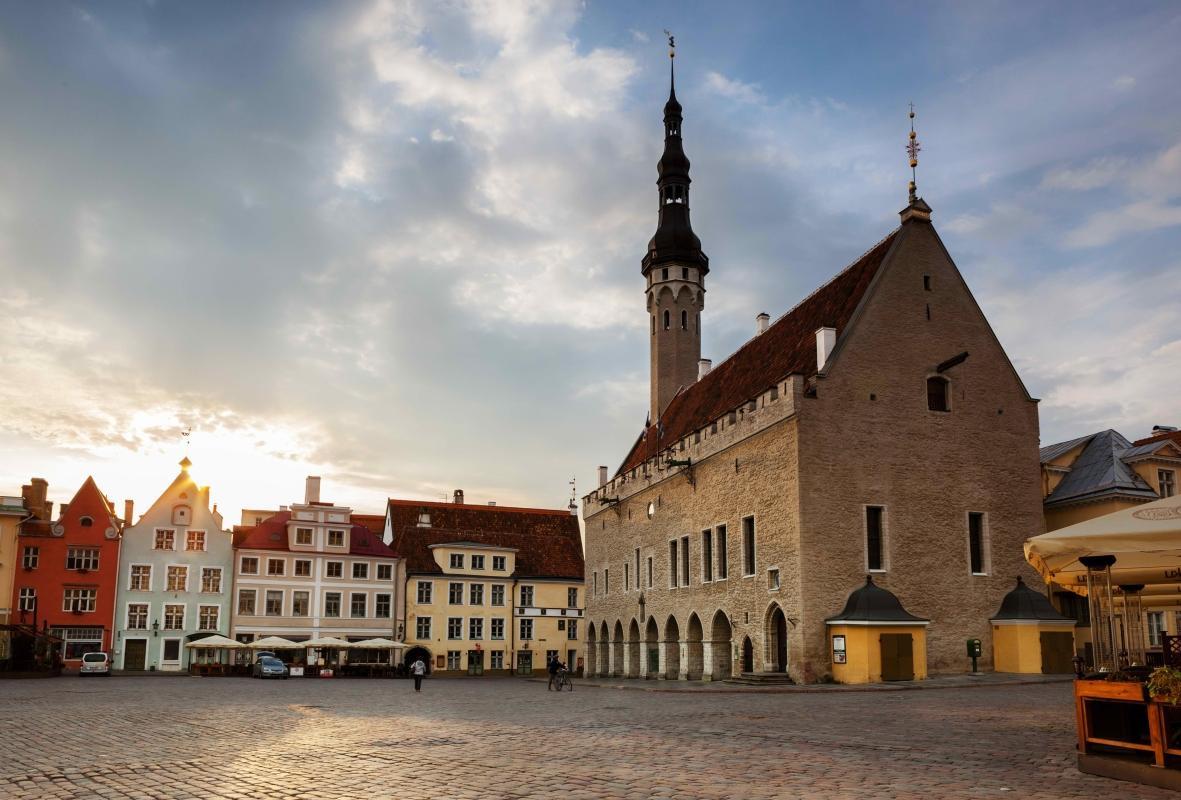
left=247, top=636, right=306, bottom=649
left=184, top=634, right=243, bottom=649
left=302, top=636, right=354, bottom=648
left=349, top=638, right=405, bottom=649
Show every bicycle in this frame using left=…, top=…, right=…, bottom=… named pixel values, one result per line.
left=554, top=668, right=573, bottom=692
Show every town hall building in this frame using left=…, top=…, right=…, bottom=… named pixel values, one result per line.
left=582, top=49, right=1046, bottom=684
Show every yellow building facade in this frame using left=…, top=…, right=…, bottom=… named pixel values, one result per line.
left=0, top=493, right=28, bottom=663
left=824, top=577, right=930, bottom=684
left=387, top=496, right=584, bottom=677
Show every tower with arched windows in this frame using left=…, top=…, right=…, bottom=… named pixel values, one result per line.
left=643, top=53, right=708, bottom=424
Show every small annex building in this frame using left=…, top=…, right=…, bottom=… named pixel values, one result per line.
left=990, top=576, right=1075, bottom=674
left=825, top=576, right=929, bottom=683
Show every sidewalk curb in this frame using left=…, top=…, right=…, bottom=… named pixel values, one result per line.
left=532, top=675, right=1075, bottom=694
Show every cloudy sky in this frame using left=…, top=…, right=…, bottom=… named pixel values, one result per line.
left=1, top=1, right=1179, bottom=523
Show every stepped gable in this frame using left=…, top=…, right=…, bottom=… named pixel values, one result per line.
left=619, top=230, right=898, bottom=474
left=233, top=510, right=397, bottom=558
left=387, top=499, right=583, bottom=580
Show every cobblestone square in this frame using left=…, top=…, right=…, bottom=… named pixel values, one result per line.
left=0, top=676, right=1170, bottom=799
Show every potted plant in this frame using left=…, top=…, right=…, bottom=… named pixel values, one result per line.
left=1147, top=666, right=1181, bottom=705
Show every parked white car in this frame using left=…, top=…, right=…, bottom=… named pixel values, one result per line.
left=79, top=652, right=111, bottom=676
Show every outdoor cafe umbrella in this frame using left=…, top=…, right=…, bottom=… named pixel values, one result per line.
left=184, top=634, right=243, bottom=649
left=349, top=638, right=405, bottom=649
left=301, top=636, right=354, bottom=648
left=247, top=636, right=306, bottom=649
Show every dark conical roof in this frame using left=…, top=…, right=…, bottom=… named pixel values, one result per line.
left=825, top=576, right=928, bottom=624
left=991, top=577, right=1074, bottom=621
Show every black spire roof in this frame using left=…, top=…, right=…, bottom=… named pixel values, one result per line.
left=642, top=53, right=708, bottom=275
left=825, top=576, right=929, bottom=624
left=991, top=577, right=1074, bottom=621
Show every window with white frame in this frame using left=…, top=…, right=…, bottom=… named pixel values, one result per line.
left=448, top=617, right=463, bottom=639
left=767, top=568, right=780, bottom=591
left=62, top=588, right=95, bottom=612
left=353, top=562, right=368, bottom=580
left=377, top=563, right=392, bottom=581
left=21, top=546, right=39, bottom=569
left=240, top=556, right=259, bottom=575
left=492, top=555, right=506, bottom=571
left=519, top=618, right=534, bottom=640
left=469, top=618, right=483, bottom=640
left=567, top=588, right=578, bottom=607
left=127, top=603, right=148, bottom=629
left=450, top=553, right=464, bottom=569
left=185, top=530, right=205, bottom=551
left=264, top=590, right=283, bottom=616
left=237, top=590, right=256, bottom=615
left=1160, top=469, right=1177, bottom=498
left=327, top=530, right=345, bottom=547
left=293, top=591, right=309, bottom=617
left=416, top=617, right=431, bottom=639
left=519, top=585, right=534, bottom=607
left=65, top=545, right=98, bottom=571
left=490, top=617, right=505, bottom=640
left=680, top=535, right=690, bottom=586
left=18, top=587, right=36, bottom=611
left=375, top=593, right=391, bottom=618
left=447, top=650, right=461, bottom=670
left=491, top=584, right=505, bottom=606
left=417, top=512, right=431, bottom=528
left=490, top=650, right=504, bottom=669
left=154, top=529, right=175, bottom=550
left=163, top=604, right=184, bottom=629
left=449, top=582, right=463, bottom=604
left=201, top=567, right=222, bottom=593
left=417, top=581, right=433, bottom=603
left=702, top=530, right=713, bottom=582
left=295, top=527, right=313, bottom=545
left=166, top=565, right=188, bottom=592
left=350, top=593, right=367, bottom=618
left=471, top=555, right=485, bottom=570
left=326, top=561, right=343, bottom=578
left=130, top=564, right=151, bottom=591
left=163, top=639, right=181, bottom=660
left=294, top=559, right=311, bottom=577
left=567, top=620, right=578, bottom=640
left=469, top=584, right=484, bottom=605
left=1148, top=611, right=1166, bottom=647
left=267, top=558, right=285, bottom=576
left=198, top=605, right=219, bottom=630
left=324, top=592, right=341, bottom=617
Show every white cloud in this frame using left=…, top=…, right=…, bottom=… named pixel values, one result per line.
left=703, top=70, right=765, bottom=105
left=1113, top=75, right=1136, bottom=90
left=629, top=29, right=650, bottom=43
left=1062, top=200, right=1181, bottom=248
left=1040, top=156, right=1128, bottom=191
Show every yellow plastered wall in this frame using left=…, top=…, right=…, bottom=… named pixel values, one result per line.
left=828, top=625, right=928, bottom=684
left=992, top=621, right=1075, bottom=673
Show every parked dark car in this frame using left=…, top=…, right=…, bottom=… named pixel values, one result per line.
left=252, top=656, right=289, bottom=679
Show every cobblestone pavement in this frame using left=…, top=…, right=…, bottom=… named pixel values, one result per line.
left=0, top=676, right=1170, bottom=799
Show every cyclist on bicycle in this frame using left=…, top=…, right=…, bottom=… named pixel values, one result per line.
left=547, top=656, right=567, bottom=690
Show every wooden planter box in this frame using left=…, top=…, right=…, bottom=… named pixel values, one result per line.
left=1075, top=678, right=1178, bottom=771
left=1075, top=678, right=1148, bottom=702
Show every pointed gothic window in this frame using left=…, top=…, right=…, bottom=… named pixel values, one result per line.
left=651, top=315, right=656, bottom=335
left=680, top=310, right=688, bottom=330
left=663, top=310, right=670, bottom=330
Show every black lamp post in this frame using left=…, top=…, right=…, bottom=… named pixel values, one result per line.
left=152, top=620, right=160, bottom=637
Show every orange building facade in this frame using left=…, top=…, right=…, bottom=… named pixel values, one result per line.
left=12, top=478, right=123, bottom=662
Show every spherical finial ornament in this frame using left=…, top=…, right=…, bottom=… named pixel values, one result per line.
left=909, top=110, right=915, bottom=119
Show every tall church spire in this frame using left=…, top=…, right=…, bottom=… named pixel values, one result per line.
left=644, top=34, right=708, bottom=424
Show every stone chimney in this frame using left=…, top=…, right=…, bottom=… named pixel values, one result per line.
left=698, top=359, right=712, bottom=380
left=598, top=466, right=608, bottom=487
left=815, top=327, right=837, bottom=372
left=453, top=489, right=464, bottom=505
left=59, top=503, right=70, bottom=520
left=124, top=499, right=134, bottom=526
left=305, top=476, right=321, bottom=504
left=756, top=313, right=770, bottom=335
left=21, top=478, right=49, bottom=520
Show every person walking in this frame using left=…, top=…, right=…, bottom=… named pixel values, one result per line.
left=411, top=657, right=426, bottom=691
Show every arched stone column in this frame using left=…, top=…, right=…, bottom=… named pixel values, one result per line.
left=685, top=613, right=704, bottom=680
left=611, top=621, right=625, bottom=676
left=626, top=619, right=642, bottom=678
left=663, top=616, right=681, bottom=680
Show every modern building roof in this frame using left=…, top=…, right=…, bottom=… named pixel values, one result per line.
left=232, top=511, right=398, bottom=559
left=1042, top=429, right=1159, bottom=507
left=991, top=576, right=1074, bottom=621
left=825, top=576, right=929, bottom=624
left=387, top=499, right=583, bottom=581
left=619, top=230, right=898, bottom=474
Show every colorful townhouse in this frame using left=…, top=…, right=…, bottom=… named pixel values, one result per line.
left=0, top=490, right=30, bottom=665
left=12, top=477, right=124, bottom=663
left=387, top=491, right=585, bottom=676
left=230, top=478, right=402, bottom=659
left=112, top=457, right=233, bottom=671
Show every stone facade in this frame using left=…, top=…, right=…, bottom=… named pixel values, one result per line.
left=584, top=211, right=1044, bottom=684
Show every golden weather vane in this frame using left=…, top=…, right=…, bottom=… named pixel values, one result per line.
left=907, top=102, right=921, bottom=203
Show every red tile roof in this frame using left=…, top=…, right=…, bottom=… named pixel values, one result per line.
left=618, top=230, right=898, bottom=473
left=387, top=499, right=584, bottom=580
left=352, top=514, right=386, bottom=538
left=1133, top=429, right=1181, bottom=448
left=232, top=511, right=398, bottom=558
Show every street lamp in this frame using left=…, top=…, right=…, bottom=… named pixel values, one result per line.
left=152, top=620, right=160, bottom=637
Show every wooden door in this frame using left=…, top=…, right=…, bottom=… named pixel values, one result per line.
left=880, top=634, right=914, bottom=681
left=1039, top=632, right=1074, bottom=674
left=124, top=639, right=147, bottom=671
